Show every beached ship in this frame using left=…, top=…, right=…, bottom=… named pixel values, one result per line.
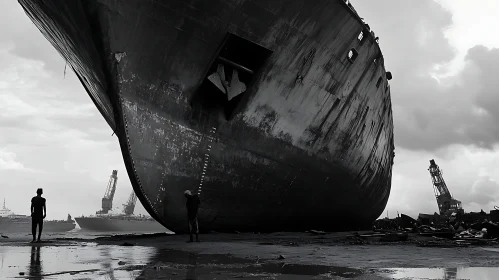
left=75, top=214, right=166, bottom=232
left=18, top=0, right=395, bottom=233
left=74, top=171, right=165, bottom=232
left=0, top=199, right=76, bottom=233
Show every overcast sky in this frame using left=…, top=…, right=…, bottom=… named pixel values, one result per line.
left=0, top=0, right=146, bottom=218
left=1, top=0, right=499, bottom=221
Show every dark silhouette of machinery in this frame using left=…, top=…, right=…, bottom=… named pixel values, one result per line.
left=122, top=191, right=138, bottom=216
left=428, top=159, right=464, bottom=216
left=443, top=267, right=457, bottom=279
left=96, top=170, right=118, bottom=215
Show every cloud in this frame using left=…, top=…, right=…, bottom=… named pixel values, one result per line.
left=383, top=144, right=499, bottom=217
left=436, top=0, right=499, bottom=54
left=0, top=3, right=148, bottom=219
left=466, top=176, right=499, bottom=205
left=0, top=150, right=26, bottom=170
left=353, top=0, right=499, bottom=152
left=0, top=1, right=64, bottom=74
left=352, top=0, right=499, bottom=217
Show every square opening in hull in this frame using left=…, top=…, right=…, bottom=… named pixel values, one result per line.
left=192, top=33, right=273, bottom=121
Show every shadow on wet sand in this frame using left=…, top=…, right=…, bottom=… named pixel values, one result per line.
left=138, top=248, right=364, bottom=279
left=0, top=243, right=152, bottom=279
left=3, top=241, right=499, bottom=279
left=0, top=243, right=365, bottom=279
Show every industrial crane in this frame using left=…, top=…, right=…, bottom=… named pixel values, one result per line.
left=122, top=191, right=138, bottom=216
left=96, top=170, right=118, bottom=215
left=428, top=159, right=464, bottom=216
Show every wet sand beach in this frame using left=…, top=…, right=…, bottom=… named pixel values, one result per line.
left=1, top=231, right=499, bottom=279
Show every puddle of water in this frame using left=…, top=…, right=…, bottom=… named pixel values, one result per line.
left=0, top=244, right=365, bottom=279
left=138, top=248, right=363, bottom=279
left=0, top=243, right=155, bottom=279
left=382, top=267, right=499, bottom=280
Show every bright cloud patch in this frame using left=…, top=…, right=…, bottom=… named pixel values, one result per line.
left=0, top=2, right=147, bottom=219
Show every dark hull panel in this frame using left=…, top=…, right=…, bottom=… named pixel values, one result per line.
left=75, top=217, right=166, bottom=232
left=18, top=0, right=395, bottom=233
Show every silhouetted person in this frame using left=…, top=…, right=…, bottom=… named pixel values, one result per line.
left=31, top=188, right=46, bottom=243
left=28, top=246, right=42, bottom=280
left=184, top=190, right=200, bottom=242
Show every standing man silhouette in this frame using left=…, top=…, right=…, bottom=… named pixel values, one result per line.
left=31, top=188, right=46, bottom=243
left=184, top=190, right=200, bottom=242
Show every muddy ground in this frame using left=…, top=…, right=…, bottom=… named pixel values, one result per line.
left=1, top=231, right=499, bottom=279
left=91, top=231, right=499, bottom=267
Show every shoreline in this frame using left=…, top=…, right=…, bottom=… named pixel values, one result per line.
left=3, top=231, right=499, bottom=266
left=2, top=231, right=499, bottom=279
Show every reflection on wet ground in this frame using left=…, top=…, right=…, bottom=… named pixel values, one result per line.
left=0, top=243, right=365, bottom=279
left=138, top=248, right=364, bottom=279
left=2, top=242, right=499, bottom=279
left=382, top=267, right=499, bottom=280
left=0, top=243, right=154, bottom=279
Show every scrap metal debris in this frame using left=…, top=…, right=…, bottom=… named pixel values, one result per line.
left=308, top=230, right=326, bottom=235
left=370, top=207, right=499, bottom=247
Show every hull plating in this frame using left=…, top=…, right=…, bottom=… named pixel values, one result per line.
left=0, top=217, right=76, bottom=233
left=75, top=217, right=166, bottom=232
left=18, top=0, right=395, bottom=233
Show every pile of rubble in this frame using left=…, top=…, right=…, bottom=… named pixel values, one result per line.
left=369, top=212, right=499, bottom=247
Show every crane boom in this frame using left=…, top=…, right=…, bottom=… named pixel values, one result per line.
left=428, top=159, right=463, bottom=216
left=122, top=191, right=137, bottom=216
left=96, top=170, right=118, bottom=215
left=428, top=159, right=451, bottom=198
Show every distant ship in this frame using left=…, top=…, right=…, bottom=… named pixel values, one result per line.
left=0, top=199, right=76, bottom=233
left=19, top=0, right=395, bottom=233
left=75, top=170, right=166, bottom=232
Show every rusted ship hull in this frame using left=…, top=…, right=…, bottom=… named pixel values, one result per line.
left=75, top=216, right=167, bottom=232
left=18, top=0, right=395, bottom=233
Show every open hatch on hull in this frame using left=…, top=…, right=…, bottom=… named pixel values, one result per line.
left=193, top=33, right=273, bottom=121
